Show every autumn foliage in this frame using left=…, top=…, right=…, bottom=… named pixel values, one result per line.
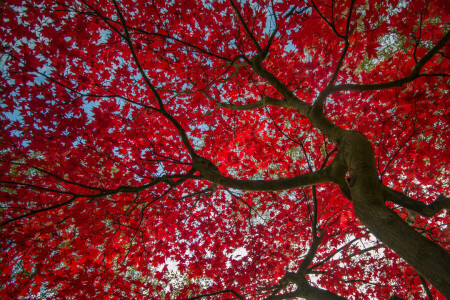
left=0, top=0, right=449, bottom=299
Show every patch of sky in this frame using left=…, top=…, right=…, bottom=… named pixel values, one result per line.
left=97, top=29, right=112, bottom=45
left=284, top=39, right=297, bottom=52
left=72, top=135, right=86, bottom=149
left=33, top=63, right=53, bottom=85
left=263, top=2, right=278, bottom=35
left=2, top=109, right=22, bottom=125
left=82, top=98, right=99, bottom=120
left=200, top=0, right=216, bottom=10
left=231, top=247, right=248, bottom=261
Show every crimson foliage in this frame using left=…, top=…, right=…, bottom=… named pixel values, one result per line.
left=1, top=0, right=449, bottom=299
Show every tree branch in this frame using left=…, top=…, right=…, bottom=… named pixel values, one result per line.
left=112, top=0, right=165, bottom=109
left=295, top=230, right=324, bottom=277
left=177, top=289, right=244, bottom=300
left=325, top=0, right=355, bottom=87
left=229, top=0, right=262, bottom=52
left=419, top=275, right=434, bottom=300
left=307, top=237, right=359, bottom=272
left=204, top=165, right=332, bottom=191
left=249, top=58, right=311, bottom=115
left=218, top=96, right=288, bottom=111
left=383, top=187, right=450, bottom=217
left=267, top=279, right=347, bottom=300
left=78, top=1, right=232, bottom=63
left=310, top=0, right=345, bottom=39
left=333, top=30, right=450, bottom=93
left=1, top=195, right=79, bottom=227
left=0, top=173, right=193, bottom=227
left=267, top=188, right=347, bottom=300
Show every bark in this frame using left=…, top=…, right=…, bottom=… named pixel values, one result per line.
left=268, top=279, right=347, bottom=300
left=383, top=188, right=450, bottom=217
left=338, top=131, right=450, bottom=298
left=215, top=24, right=450, bottom=297
left=217, top=77, right=450, bottom=296
left=212, top=168, right=331, bottom=191
left=218, top=93, right=450, bottom=296
left=298, top=283, right=347, bottom=300
left=178, top=289, right=244, bottom=300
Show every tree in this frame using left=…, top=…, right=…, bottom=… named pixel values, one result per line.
left=0, top=0, right=449, bottom=298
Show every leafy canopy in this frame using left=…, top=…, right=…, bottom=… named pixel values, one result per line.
left=0, top=0, right=449, bottom=299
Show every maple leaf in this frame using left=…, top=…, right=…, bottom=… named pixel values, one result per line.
left=0, top=0, right=449, bottom=299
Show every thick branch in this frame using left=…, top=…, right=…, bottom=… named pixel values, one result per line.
left=340, top=131, right=450, bottom=297
left=383, top=187, right=450, bottom=217
left=159, top=110, right=198, bottom=157
left=218, top=96, right=288, bottom=111
left=178, top=289, right=244, bottom=300
left=218, top=38, right=347, bottom=144
left=267, top=279, right=347, bottom=300
left=296, top=231, right=323, bottom=276
left=308, top=25, right=447, bottom=139
left=205, top=166, right=332, bottom=191
left=250, top=59, right=311, bottom=115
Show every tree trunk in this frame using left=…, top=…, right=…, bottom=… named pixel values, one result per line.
left=340, top=131, right=450, bottom=297
left=268, top=279, right=347, bottom=300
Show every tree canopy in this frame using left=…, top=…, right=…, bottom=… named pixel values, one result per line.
left=1, top=0, right=449, bottom=299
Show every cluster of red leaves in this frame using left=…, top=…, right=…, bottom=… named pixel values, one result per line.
left=0, top=0, right=448, bottom=299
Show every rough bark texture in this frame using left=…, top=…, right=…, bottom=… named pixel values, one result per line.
left=338, top=131, right=450, bottom=298
left=2, top=1, right=449, bottom=298
left=268, top=280, right=347, bottom=300
left=215, top=36, right=450, bottom=296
